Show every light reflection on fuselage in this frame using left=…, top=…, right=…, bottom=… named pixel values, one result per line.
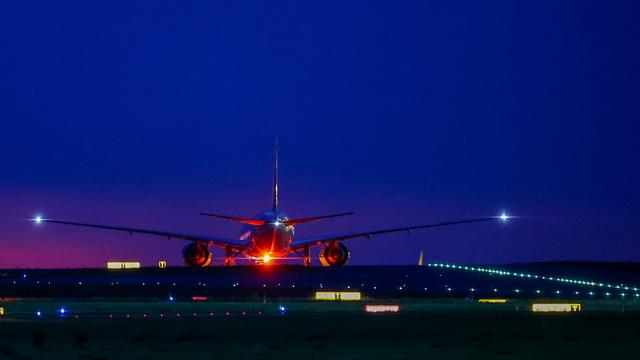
left=243, top=211, right=294, bottom=258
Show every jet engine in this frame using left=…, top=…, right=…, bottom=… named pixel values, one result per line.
left=182, top=242, right=212, bottom=267
left=319, top=242, right=350, bottom=267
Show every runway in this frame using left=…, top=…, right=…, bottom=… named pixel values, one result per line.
left=1, top=262, right=638, bottom=300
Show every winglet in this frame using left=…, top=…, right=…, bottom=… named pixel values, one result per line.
left=272, top=139, right=279, bottom=213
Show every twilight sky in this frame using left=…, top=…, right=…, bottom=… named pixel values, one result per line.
left=1, top=1, right=639, bottom=268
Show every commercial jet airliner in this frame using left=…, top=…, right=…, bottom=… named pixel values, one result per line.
left=33, top=142, right=511, bottom=267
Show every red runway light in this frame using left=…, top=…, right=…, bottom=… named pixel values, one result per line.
left=191, top=296, right=208, bottom=301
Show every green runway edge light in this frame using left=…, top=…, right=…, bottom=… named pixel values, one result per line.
left=427, top=263, right=640, bottom=298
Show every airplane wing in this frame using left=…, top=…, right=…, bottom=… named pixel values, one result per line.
left=41, top=219, right=248, bottom=249
left=291, top=217, right=502, bottom=249
left=285, top=212, right=355, bottom=225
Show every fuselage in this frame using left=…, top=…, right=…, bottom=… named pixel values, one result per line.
left=243, top=211, right=294, bottom=258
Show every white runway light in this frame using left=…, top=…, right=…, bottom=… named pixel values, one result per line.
left=499, top=213, right=509, bottom=221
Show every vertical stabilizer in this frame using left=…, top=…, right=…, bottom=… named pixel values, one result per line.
left=272, top=139, right=279, bottom=212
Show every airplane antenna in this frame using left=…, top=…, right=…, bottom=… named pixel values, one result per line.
left=272, top=139, right=279, bottom=213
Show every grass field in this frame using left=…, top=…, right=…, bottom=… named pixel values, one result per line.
left=1, top=299, right=639, bottom=359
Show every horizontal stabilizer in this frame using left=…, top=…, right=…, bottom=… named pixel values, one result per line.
left=285, top=212, right=354, bottom=226
left=199, top=213, right=266, bottom=226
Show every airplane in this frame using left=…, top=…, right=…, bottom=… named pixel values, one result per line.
left=32, top=142, right=512, bottom=267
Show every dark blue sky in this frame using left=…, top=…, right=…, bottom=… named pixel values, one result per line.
left=1, top=1, right=639, bottom=267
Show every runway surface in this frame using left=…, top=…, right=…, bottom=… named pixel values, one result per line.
left=1, top=262, right=639, bottom=299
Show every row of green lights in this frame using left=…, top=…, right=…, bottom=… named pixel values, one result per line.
left=427, top=263, right=639, bottom=292
left=452, top=287, right=639, bottom=298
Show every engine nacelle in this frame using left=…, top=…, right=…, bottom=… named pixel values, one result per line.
left=319, top=242, right=350, bottom=267
left=182, top=242, right=212, bottom=267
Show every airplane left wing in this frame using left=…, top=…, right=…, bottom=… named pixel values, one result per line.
left=41, top=219, right=248, bottom=249
left=291, top=217, right=502, bottom=249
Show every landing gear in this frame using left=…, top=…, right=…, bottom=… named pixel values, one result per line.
left=303, top=247, right=311, bottom=266
left=224, top=247, right=236, bottom=267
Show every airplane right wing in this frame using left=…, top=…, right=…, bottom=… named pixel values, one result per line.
left=291, top=217, right=503, bottom=249
left=41, top=219, right=248, bottom=249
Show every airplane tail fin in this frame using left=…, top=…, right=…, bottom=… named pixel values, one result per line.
left=285, top=212, right=355, bottom=226
left=272, top=139, right=279, bottom=213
